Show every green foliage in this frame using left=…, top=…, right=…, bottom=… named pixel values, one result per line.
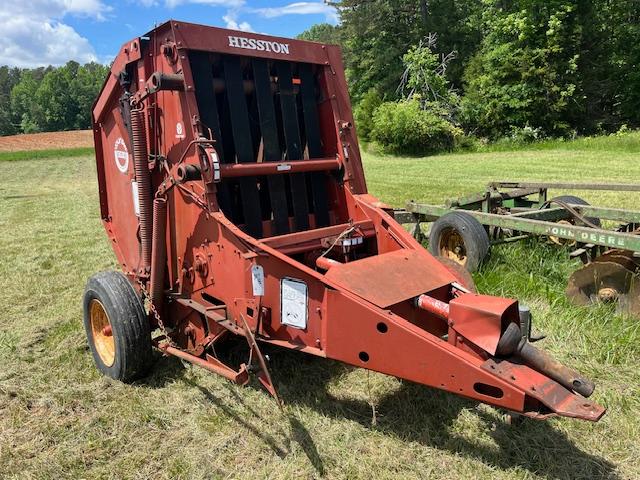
left=10, top=71, right=41, bottom=134
left=371, top=98, right=463, bottom=154
left=334, top=0, right=640, bottom=142
left=296, top=23, right=340, bottom=44
left=0, top=67, right=21, bottom=136
left=461, top=1, right=582, bottom=139
left=353, top=89, right=382, bottom=141
left=1, top=62, right=108, bottom=136
left=35, top=61, right=81, bottom=132
left=400, top=42, right=451, bottom=104
left=369, top=39, right=463, bottom=154
left=333, top=0, right=483, bottom=101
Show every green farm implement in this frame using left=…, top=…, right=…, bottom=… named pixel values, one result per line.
left=395, top=181, right=640, bottom=315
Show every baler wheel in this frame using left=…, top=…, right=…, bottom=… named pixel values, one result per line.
left=429, top=211, right=490, bottom=272
left=83, top=271, right=153, bottom=382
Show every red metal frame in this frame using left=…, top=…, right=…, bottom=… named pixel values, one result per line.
left=91, top=20, right=604, bottom=422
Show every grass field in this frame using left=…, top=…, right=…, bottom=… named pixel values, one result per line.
left=1, top=134, right=639, bottom=479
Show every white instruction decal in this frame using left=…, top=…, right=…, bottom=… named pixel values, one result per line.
left=131, top=181, right=140, bottom=216
left=281, top=278, right=308, bottom=330
left=251, top=265, right=264, bottom=296
left=114, top=137, right=129, bottom=173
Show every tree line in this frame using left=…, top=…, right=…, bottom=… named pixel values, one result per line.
left=0, top=62, right=109, bottom=136
left=2, top=2, right=638, bottom=151
left=300, top=0, right=640, bottom=153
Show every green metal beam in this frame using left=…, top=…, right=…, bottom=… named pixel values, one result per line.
left=560, top=204, right=640, bottom=224
left=405, top=202, right=640, bottom=252
left=490, top=181, right=640, bottom=192
left=510, top=207, right=571, bottom=221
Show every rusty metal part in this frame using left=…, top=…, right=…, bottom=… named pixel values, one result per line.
left=324, top=249, right=453, bottom=309
left=566, top=249, right=640, bottom=314
left=219, top=157, right=340, bottom=178
left=176, top=164, right=201, bottom=182
left=482, top=358, right=604, bottom=421
left=89, top=299, right=115, bottom=367
left=496, top=323, right=595, bottom=397
left=240, top=314, right=281, bottom=407
left=148, top=72, right=184, bottom=93
left=437, top=257, right=477, bottom=293
left=131, top=109, right=153, bottom=273
left=448, top=293, right=519, bottom=355
left=416, top=294, right=449, bottom=319
left=131, top=72, right=185, bottom=105
left=157, top=341, right=250, bottom=384
left=150, top=197, right=167, bottom=309
left=315, top=256, right=340, bottom=270
left=174, top=313, right=208, bottom=355
left=416, top=292, right=518, bottom=355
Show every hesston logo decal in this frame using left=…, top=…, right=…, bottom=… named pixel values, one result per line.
left=228, top=35, right=290, bottom=55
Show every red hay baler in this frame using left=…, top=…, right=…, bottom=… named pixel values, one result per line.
left=85, top=20, right=604, bottom=422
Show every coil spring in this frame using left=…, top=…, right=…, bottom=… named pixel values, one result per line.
left=131, top=109, right=153, bottom=272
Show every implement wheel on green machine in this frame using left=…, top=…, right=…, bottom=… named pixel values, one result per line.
left=428, top=211, right=490, bottom=272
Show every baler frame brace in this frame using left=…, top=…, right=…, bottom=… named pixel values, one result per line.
left=89, top=20, right=605, bottom=423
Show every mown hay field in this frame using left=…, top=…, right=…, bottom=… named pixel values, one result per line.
left=1, top=135, right=639, bottom=479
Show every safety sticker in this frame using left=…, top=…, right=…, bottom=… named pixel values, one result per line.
left=251, top=264, right=264, bottom=296
left=281, top=278, right=308, bottom=330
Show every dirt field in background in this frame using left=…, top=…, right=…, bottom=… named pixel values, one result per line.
left=0, top=130, right=93, bottom=152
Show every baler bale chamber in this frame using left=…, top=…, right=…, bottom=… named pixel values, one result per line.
left=86, top=20, right=604, bottom=422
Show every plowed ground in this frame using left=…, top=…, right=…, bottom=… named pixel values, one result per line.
left=0, top=130, right=93, bottom=152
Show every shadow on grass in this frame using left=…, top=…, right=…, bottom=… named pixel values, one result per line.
left=143, top=346, right=617, bottom=480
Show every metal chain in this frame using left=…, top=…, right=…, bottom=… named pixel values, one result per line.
left=136, top=277, right=175, bottom=347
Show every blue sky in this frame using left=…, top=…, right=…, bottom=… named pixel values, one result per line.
left=0, top=1, right=338, bottom=68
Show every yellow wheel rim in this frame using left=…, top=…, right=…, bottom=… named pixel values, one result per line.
left=90, top=299, right=115, bottom=367
left=439, top=228, right=467, bottom=267
left=549, top=220, right=577, bottom=246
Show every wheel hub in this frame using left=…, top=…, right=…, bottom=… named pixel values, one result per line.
left=90, top=299, right=115, bottom=367
left=439, top=228, right=467, bottom=266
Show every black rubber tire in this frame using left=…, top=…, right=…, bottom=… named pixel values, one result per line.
left=550, top=195, right=601, bottom=227
left=83, top=271, right=153, bottom=382
left=429, top=211, right=490, bottom=272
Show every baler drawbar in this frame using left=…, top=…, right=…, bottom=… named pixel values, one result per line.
left=85, top=20, right=605, bottom=423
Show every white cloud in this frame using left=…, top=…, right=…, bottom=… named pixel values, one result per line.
left=62, top=0, right=111, bottom=19
left=0, top=14, right=98, bottom=67
left=251, top=2, right=337, bottom=23
left=0, top=0, right=109, bottom=67
left=3, top=0, right=110, bottom=20
left=222, top=11, right=253, bottom=32
left=164, top=0, right=244, bottom=8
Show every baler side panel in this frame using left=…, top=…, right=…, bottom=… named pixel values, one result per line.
left=97, top=96, right=143, bottom=273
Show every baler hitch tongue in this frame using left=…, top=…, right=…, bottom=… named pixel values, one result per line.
left=496, top=322, right=595, bottom=398
left=416, top=292, right=596, bottom=398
